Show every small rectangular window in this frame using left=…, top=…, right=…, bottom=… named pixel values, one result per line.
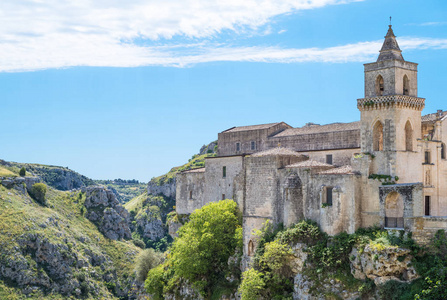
left=425, top=151, right=431, bottom=164
left=425, top=196, right=431, bottom=216
left=326, top=187, right=333, bottom=206
left=222, top=194, right=226, bottom=200
left=251, top=141, right=256, bottom=150
left=236, top=142, right=241, bottom=152
left=326, top=154, right=333, bottom=165
left=189, top=190, right=193, bottom=200
left=223, top=166, right=226, bottom=178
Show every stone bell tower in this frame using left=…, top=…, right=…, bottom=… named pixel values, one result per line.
left=357, top=25, right=425, bottom=183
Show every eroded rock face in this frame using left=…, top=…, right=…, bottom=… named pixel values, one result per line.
left=84, top=186, right=131, bottom=240
left=147, top=178, right=176, bottom=199
left=350, top=244, right=418, bottom=285
left=0, top=176, right=41, bottom=194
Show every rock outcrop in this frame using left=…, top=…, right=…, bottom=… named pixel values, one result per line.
left=350, top=244, right=418, bottom=285
left=147, top=177, right=176, bottom=198
left=0, top=176, right=40, bottom=194
left=84, top=186, right=131, bottom=240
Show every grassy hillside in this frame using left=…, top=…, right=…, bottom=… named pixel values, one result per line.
left=94, top=179, right=147, bottom=203
left=151, top=152, right=215, bottom=186
left=0, top=182, right=142, bottom=299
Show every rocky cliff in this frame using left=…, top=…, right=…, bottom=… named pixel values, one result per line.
left=84, top=186, right=132, bottom=240
left=0, top=176, right=145, bottom=299
left=0, top=159, right=94, bottom=191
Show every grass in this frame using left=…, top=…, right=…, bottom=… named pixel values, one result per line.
left=124, top=193, right=147, bottom=212
left=0, top=183, right=141, bottom=299
left=151, top=153, right=215, bottom=186
left=0, top=166, right=18, bottom=177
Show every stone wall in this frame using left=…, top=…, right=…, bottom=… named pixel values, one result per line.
left=204, top=156, right=244, bottom=206
left=217, top=123, right=291, bottom=156
left=267, top=129, right=360, bottom=152
left=175, top=170, right=205, bottom=215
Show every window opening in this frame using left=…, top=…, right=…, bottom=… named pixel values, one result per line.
left=251, top=141, right=256, bottom=150
left=326, top=187, right=333, bottom=206
left=189, top=190, right=193, bottom=200
left=326, top=154, right=333, bottom=165
left=376, top=75, right=384, bottom=96
left=405, top=121, right=413, bottom=151
left=425, top=196, right=431, bottom=216
left=425, top=151, right=431, bottom=164
left=442, top=143, right=446, bottom=159
left=222, top=194, right=225, bottom=200
left=223, top=166, right=226, bottom=178
left=403, top=75, right=409, bottom=95
left=236, top=142, right=241, bottom=152
left=373, top=121, right=384, bottom=151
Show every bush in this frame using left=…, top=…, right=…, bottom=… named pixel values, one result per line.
left=135, top=248, right=163, bottom=283
left=133, top=239, right=146, bottom=249
left=29, top=183, right=47, bottom=205
left=239, top=268, right=265, bottom=300
left=19, top=167, right=26, bottom=177
left=276, top=220, right=325, bottom=245
left=145, top=264, right=167, bottom=300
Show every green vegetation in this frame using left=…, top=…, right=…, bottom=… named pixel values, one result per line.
left=151, top=153, right=216, bottom=186
left=0, top=180, right=141, bottom=299
left=29, top=183, right=47, bottom=206
left=94, top=179, right=147, bottom=203
left=368, top=174, right=399, bottom=185
left=134, top=248, right=164, bottom=283
left=19, top=167, right=26, bottom=177
left=145, top=200, right=242, bottom=299
left=0, top=166, right=18, bottom=177
left=239, top=221, right=435, bottom=299
left=125, top=193, right=175, bottom=251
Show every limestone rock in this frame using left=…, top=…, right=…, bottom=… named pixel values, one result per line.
left=147, top=177, right=176, bottom=198
left=350, top=244, right=418, bottom=285
left=84, top=186, right=131, bottom=240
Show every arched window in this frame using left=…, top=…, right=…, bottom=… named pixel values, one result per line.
left=403, top=75, right=409, bottom=95
left=373, top=121, right=384, bottom=151
left=385, top=192, right=404, bottom=228
left=405, top=121, right=413, bottom=151
left=376, top=75, right=384, bottom=96
left=442, top=143, right=446, bottom=159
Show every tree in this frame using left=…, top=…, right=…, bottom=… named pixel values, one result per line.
left=19, top=167, right=26, bottom=177
left=145, top=199, right=242, bottom=298
left=29, top=183, right=47, bottom=205
left=134, top=248, right=163, bottom=283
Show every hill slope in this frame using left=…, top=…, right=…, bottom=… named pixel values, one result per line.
left=0, top=179, right=144, bottom=299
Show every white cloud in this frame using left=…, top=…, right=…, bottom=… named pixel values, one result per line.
left=1, top=0, right=446, bottom=72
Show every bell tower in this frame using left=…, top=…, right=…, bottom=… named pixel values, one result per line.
left=358, top=25, right=425, bottom=182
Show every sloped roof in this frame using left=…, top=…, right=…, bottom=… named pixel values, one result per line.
left=272, top=121, right=360, bottom=138
left=181, top=168, right=205, bottom=173
left=377, top=25, right=404, bottom=62
left=286, top=160, right=333, bottom=168
left=222, top=122, right=287, bottom=133
left=422, top=110, right=447, bottom=123
left=319, top=165, right=359, bottom=175
left=251, top=147, right=305, bottom=157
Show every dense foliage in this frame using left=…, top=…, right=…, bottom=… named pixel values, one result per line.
left=19, top=167, right=26, bottom=176
left=145, top=199, right=242, bottom=299
left=29, top=182, right=47, bottom=205
left=134, top=248, right=164, bottom=283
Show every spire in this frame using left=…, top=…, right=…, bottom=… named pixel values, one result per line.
left=377, top=25, right=404, bottom=62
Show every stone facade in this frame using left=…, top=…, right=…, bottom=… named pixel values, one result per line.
left=175, top=25, right=447, bottom=262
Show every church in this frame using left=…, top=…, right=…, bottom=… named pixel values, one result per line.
left=174, top=25, right=447, bottom=259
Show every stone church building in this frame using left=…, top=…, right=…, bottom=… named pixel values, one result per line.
left=175, top=25, right=447, bottom=257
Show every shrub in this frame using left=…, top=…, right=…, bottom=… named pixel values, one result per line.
left=135, top=248, right=163, bottom=283
left=19, top=167, right=26, bottom=177
left=239, top=268, right=266, bottom=300
left=29, top=183, right=47, bottom=205
left=145, top=264, right=167, bottom=300
left=133, top=239, right=146, bottom=249
left=276, top=220, right=325, bottom=245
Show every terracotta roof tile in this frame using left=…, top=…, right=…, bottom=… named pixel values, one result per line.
left=286, top=160, right=333, bottom=168
left=272, top=121, right=360, bottom=138
left=422, top=110, right=447, bottom=123
left=319, top=165, right=359, bottom=175
left=251, top=147, right=305, bottom=157
left=222, top=122, right=285, bottom=133
left=182, top=168, right=205, bottom=173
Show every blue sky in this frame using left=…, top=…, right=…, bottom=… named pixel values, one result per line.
left=1, top=0, right=447, bottom=182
